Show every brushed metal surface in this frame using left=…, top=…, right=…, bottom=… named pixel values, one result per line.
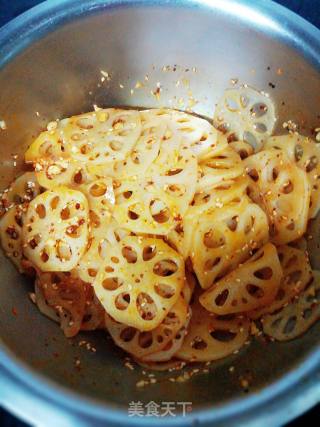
left=0, top=1, right=319, bottom=426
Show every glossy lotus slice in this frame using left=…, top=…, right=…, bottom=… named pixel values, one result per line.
left=79, top=178, right=115, bottom=221
left=176, top=298, right=250, bottom=362
left=93, top=236, right=185, bottom=331
left=262, top=270, right=320, bottom=341
left=113, top=178, right=174, bottom=235
left=22, top=187, right=89, bottom=271
left=34, top=158, right=98, bottom=190
left=249, top=245, right=312, bottom=319
left=60, top=108, right=141, bottom=166
left=147, top=147, right=198, bottom=216
left=25, top=129, right=63, bottom=163
left=244, top=149, right=311, bottom=245
left=196, top=145, right=244, bottom=192
left=191, top=198, right=269, bottom=289
left=213, top=86, right=276, bottom=151
left=200, top=243, right=282, bottom=315
left=142, top=108, right=218, bottom=161
left=114, top=150, right=197, bottom=235
left=265, top=134, right=320, bottom=218
left=169, top=177, right=249, bottom=260
left=76, top=219, right=130, bottom=283
left=141, top=308, right=192, bottom=362
left=0, top=172, right=41, bottom=216
left=76, top=233, right=110, bottom=283
left=105, top=296, right=188, bottom=359
left=0, top=205, right=24, bottom=270
left=111, top=111, right=165, bottom=178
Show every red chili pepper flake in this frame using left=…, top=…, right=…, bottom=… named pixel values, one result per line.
left=11, top=307, right=18, bottom=316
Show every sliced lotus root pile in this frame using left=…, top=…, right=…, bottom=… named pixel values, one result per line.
left=196, top=145, right=245, bottom=192
left=249, top=245, right=312, bottom=319
left=24, top=128, right=85, bottom=190
left=93, top=236, right=185, bottom=331
left=36, top=157, right=101, bottom=190
left=200, top=243, right=282, bottom=315
left=60, top=108, right=141, bottom=166
left=111, top=111, right=165, bottom=178
left=176, top=297, right=250, bottom=362
left=0, top=172, right=41, bottom=216
left=22, top=187, right=89, bottom=271
left=76, top=233, right=110, bottom=283
left=244, top=148, right=311, bottom=245
left=191, top=197, right=269, bottom=289
left=79, top=178, right=115, bottom=222
left=142, top=308, right=192, bottom=362
left=262, top=270, right=320, bottom=341
left=141, top=108, right=219, bottom=161
left=25, top=128, right=64, bottom=163
left=147, top=146, right=198, bottom=217
left=178, top=176, right=250, bottom=260
left=113, top=178, right=175, bottom=235
left=265, top=134, right=320, bottom=218
left=0, top=205, right=25, bottom=270
left=76, top=218, right=131, bottom=283
left=36, top=272, right=91, bottom=337
left=213, top=86, right=276, bottom=151
left=105, top=296, right=188, bottom=359
left=114, top=149, right=197, bottom=236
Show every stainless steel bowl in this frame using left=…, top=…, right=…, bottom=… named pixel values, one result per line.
left=0, top=1, right=320, bottom=426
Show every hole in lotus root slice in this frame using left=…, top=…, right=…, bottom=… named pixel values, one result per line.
left=113, top=179, right=175, bottom=235
left=79, top=178, right=115, bottom=223
left=244, top=149, right=311, bottom=245
left=141, top=307, right=192, bottom=363
left=176, top=297, right=250, bottom=362
left=93, top=236, right=184, bottom=330
left=60, top=109, right=141, bottom=166
left=191, top=197, right=269, bottom=289
left=229, top=140, right=254, bottom=160
left=0, top=172, right=41, bottom=217
left=200, top=243, right=282, bottom=315
left=104, top=296, right=188, bottom=359
left=265, top=134, right=320, bottom=219
left=249, top=245, right=312, bottom=319
left=0, top=205, right=25, bottom=271
left=213, top=86, right=276, bottom=152
left=22, top=187, right=89, bottom=272
left=262, top=270, right=320, bottom=341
